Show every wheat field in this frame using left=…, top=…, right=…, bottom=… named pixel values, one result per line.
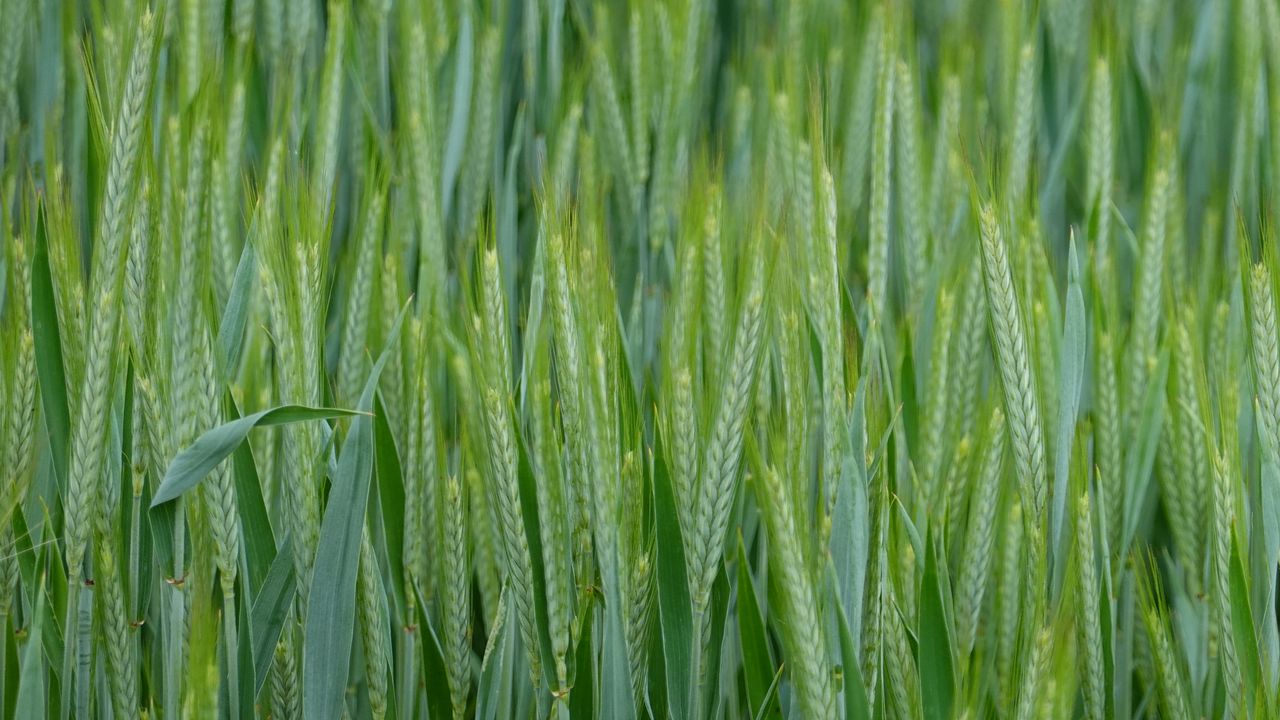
left=0, top=0, right=1277, bottom=718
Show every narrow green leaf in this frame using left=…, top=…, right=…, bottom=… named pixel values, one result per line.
left=250, top=539, right=295, bottom=697
left=653, top=431, right=693, bottom=720
left=15, top=573, right=47, bottom=720
left=1230, top=528, right=1262, bottom=702
left=372, top=393, right=406, bottom=617
left=835, top=596, right=871, bottom=720
left=751, top=665, right=785, bottom=720
left=441, top=10, right=475, bottom=217
left=1120, top=349, right=1168, bottom=553
left=570, top=597, right=596, bottom=718
left=151, top=405, right=361, bottom=507
left=477, top=590, right=518, bottom=720
left=217, top=241, right=257, bottom=379
left=1051, top=234, right=1086, bottom=569
left=832, top=379, right=869, bottom=638
left=919, top=538, right=954, bottom=720
left=414, top=585, right=456, bottom=720
left=30, top=229, right=69, bottom=488
left=601, top=578, right=636, bottom=720
left=736, top=535, right=773, bottom=715
left=226, top=393, right=278, bottom=596
left=302, top=302, right=409, bottom=720
left=515, top=428, right=558, bottom=690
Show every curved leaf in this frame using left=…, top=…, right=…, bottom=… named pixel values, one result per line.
left=150, top=405, right=361, bottom=507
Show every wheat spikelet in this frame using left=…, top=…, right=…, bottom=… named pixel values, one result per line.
left=862, top=468, right=889, bottom=710
left=477, top=250, right=542, bottom=686
left=467, top=463, right=502, bottom=629
left=1007, top=42, right=1037, bottom=208
left=1013, top=626, right=1051, bottom=720
left=979, top=203, right=1046, bottom=536
left=441, top=473, right=471, bottom=719
left=841, top=6, right=881, bottom=216
left=313, top=0, right=346, bottom=213
left=0, top=0, right=29, bottom=141
left=408, top=117, right=446, bottom=314
left=929, top=73, right=960, bottom=237
left=702, top=201, right=726, bottom=384
left=887, top=591, right=921, bottom=720
left=953, top=256, right=989, bottom=442
left=180, top=0, right=201, bottom=104
left=198, top=323, right=240, bottom=599
left=816, top=166, right=847, bottom=541
left=66, top=12, right=158, bottom=584
left=1, top=251, right=35, bottom=529
left=460, top=29, right=499, bottom=242
left=590, top=39, right=639, bottom=222
left=758, top=467, right=837, bottom=720
left=625, top=546, right=654, bottom=705
left=124, top=182, right=153, bottom=356
left=405, top=320, right=440, bottom=601
left=357, top=530, right=390, bottom=718
left=690, top=257, right=765, bottom=610
left=1209, top=446, right=1240, bottom=716
left=272, top=634, right=300, bottom=720
left=671, top=367, right=699, bottom=540
left=532, top=379, right=572, bottom=692
left=921, top=290, right=955, bottom=507
left=1250, top=263, right=1280, bottom=453
left=286, top=0, right=314, bottom=60
left=1094, top=329, right=1123, bottom=552
left=94, top=510, right=136, bottom=718
left=629, top=7, right=650, bottom=189
left=0, top=530, right=16, bottom=618
left=1170, top=313, right=1208, bottom=575
left=378, top=253, right=406, bottom=443
left=66, top=285, right=119, bottom=580
left=944, top=437, right=974, bottom=550
left=867, top=20, right=894, bottom=314
left=896, top=59, right=927, bottom=303
left=552, top=105, right=583, bottom=203
left=1143, top=603, right=1191, bottom=720
left=545, top=230, right=594, bottom=583
left=338, top=180, right=386, bottom=404
left=1032, top=300, right=1058, bottom=459
left=1126, top=138, right=1172, bottom=431
left=996, top=501, right=1023, bottom=703
left=956, top=408, right=1005, bottom=656
left=1075, top=492, right=1105, bottom=720
left=232, top=0, right=254, bottom=44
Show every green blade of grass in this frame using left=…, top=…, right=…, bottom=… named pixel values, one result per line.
left=302, top=302, right=409, bottom=720
left=653, top=426, right=693, bottom=720
left=249, top=538, right=294, bottom=697
left=150, top=405, right=362, bottom=507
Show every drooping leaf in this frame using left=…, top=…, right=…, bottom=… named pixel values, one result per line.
left=151, top=405, right=361, bottom=507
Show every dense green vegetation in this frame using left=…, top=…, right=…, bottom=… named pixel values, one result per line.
left=0, top=0, right=1277, bottom=717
